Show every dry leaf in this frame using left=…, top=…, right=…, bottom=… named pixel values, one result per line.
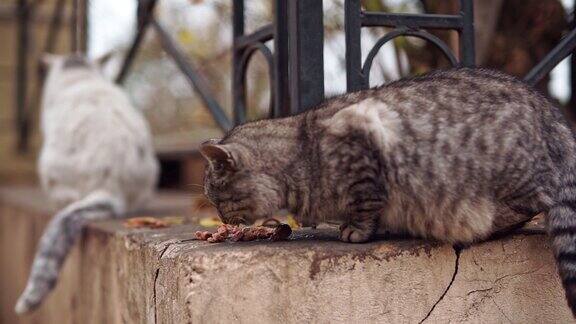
left=124, top=217, right=169, bottom=229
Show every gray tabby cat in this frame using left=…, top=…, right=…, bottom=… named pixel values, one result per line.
left=200, top=68, right=576, bottom=316
left=15, top=54, right=159, bottom=314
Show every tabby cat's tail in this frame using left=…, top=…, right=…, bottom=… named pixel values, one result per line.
left=548, top=165, right=576, bottom=317
left=14, top=191, right=123, bottom=314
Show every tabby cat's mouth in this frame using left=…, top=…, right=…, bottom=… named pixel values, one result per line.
left=225, top=217, right=247, bottom=225
left=218, top=210, right=247, bottom=225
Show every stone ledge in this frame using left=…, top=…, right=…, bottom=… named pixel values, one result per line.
left=0, top=186, right=572, bottom=323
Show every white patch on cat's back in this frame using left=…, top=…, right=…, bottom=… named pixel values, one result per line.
left=323, top=98, right=400, bottom=151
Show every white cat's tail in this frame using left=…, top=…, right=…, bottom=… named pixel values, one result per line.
left=14, top=191, right=124, bottom=314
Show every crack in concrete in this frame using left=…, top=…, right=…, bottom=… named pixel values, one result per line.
left=153, top=241, right=177, bottom=324
left=492, top=299, right=513, bottom=323
left=492, top=266, right=544, bottom=284
left=153, top=268, right=160, bottom=324
left=153, top=238, right=197, bottom=323
left=158, top=238, right=197, bottom=261
left=153, top=242, right=174, bottom=324
left=419, top=246, right=461, bottom=324
left=466, top=287, right=493, bottom=296
left=159, top=242, right=175, bottom=261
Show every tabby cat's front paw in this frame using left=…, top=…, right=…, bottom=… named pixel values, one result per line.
left=339, top=223, right=373, bottom=243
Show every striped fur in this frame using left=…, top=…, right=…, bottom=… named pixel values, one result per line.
left=15, top=191, right=121, bottom=314
left=547, top=150, right=576, bottom=315
left=549, top=166, right=576, bottom=315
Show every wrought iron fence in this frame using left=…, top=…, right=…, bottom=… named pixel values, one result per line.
left=345, top=0, right=474, bottom=91
left=12, top=0, right=576, bottom=153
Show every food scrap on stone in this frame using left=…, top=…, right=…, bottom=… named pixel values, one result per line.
left=195, top=224, right=292, bottom=243
left=198, top=213, right=301, bottom=229
left=195, top=230, right=212, bottom=241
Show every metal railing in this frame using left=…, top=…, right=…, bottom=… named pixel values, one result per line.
left=345, top=0, right=475, bottom=91
left=12, top=0, right=576, bottom=153
left=525, top=27, right=576, bottom=86
left=233, top=1, right=325, bottom=123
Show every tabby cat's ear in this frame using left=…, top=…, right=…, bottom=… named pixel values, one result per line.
left=200, top=142, right=237, bottom=172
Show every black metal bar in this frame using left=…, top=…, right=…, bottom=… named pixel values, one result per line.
left=571, top=49, right=576, bottom=117
left=345, top=0, right=365, bottom=92
left=116, top=0, right=157, bottom=84
left=43, top=0, right=66, bottom=54
left=273, top=0, right=291, bottom=116
left=236, top=44, right=276, bottom=120
left=287, top=0, right=325, bottom=113
left=362, top=12, right=463, bottom=30
left=70, top=0, right=78, bottom=52
left=15, top=0, right=30, bottom=152
left=525, top=27, right=576, bottom=85
left=570, top=12, right=576, bottom=118
left=234, top=25, right=273, bottom=50
left=459, top=0, right=475, bottom=67
left=151, top=19, right=232, bottom=130
left=79, top=0, right=88, bottom=53
left=232, top=0, right=246, bottom=124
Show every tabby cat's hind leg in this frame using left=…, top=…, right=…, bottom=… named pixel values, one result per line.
left=488, top=204, right=541, bottom=240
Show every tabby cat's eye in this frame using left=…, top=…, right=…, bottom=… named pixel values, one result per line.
left=213, top=162, right=224, bottom=172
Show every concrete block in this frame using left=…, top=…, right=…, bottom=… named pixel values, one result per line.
left=0, top=186, right=572, bottom=323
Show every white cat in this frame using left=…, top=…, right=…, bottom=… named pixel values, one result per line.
left=15, top=54, right=159, bottom=314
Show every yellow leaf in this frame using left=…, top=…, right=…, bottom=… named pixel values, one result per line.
left=285, top=214, right=301, bottom=229
left=199, top=216, right=223, bottom=228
